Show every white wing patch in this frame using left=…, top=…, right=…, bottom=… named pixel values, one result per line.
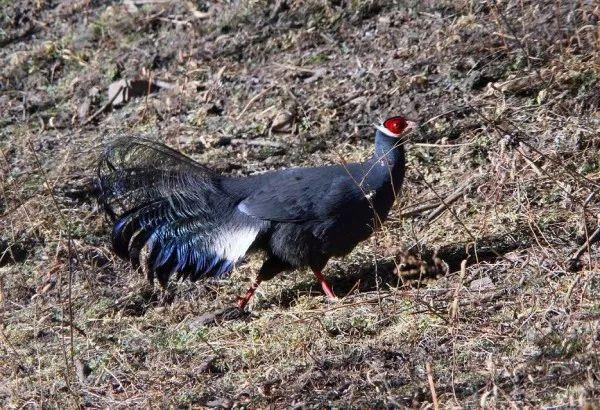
left=212, top=226, right=259, bottom=262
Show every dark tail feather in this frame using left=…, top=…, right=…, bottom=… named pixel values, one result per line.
left=110, top=200, right=164, bottom=260
left=109, top=198, right=238, bottom=286
left=97, top=137, right=255, bottom=287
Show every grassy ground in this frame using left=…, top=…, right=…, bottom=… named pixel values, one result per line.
left=1, top=0, right=599, bottom=408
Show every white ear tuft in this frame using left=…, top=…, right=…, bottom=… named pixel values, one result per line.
left=374, top=124, right=400, bottom=137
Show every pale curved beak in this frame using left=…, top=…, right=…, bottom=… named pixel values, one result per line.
left=405, top=120, right=418, bottom=131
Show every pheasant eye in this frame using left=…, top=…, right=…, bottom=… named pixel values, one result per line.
left=383, top=116, right=408, bottom=135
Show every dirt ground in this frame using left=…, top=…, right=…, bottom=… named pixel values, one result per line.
left=1, top=0, right=599, bottom=408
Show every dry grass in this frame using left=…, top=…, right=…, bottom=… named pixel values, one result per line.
left=1, top=0, right=599, bottom=408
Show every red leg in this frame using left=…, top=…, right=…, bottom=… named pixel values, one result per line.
left=237, top=278, right=262, bottom=310
left=313, top=270, right=337, bottom=300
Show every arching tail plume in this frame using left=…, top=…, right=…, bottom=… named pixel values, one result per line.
left=97, top=138, right=261, bottom=287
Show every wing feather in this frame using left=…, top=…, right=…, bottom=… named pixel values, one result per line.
left=237, top=167, right=370, bottom=223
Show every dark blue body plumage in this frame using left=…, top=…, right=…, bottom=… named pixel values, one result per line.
left=98, top=119, right=408, bottom=297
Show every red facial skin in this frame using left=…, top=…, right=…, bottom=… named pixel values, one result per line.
left=383, top=116, right=408, bottom=135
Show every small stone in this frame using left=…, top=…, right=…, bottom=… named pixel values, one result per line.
left=469, top=276, right=495, bottom=291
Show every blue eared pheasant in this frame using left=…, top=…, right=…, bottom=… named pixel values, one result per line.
left=98, top=116, right=413, bottom=309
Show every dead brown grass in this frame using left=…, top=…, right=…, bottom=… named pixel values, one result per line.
left=0, top=0, right=598, bottom=408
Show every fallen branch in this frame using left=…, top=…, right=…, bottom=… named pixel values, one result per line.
left=570, top=225, right=600, bottom=261
left=230, top=138, right=284, bottom=148
left=426, top=362, right=440, bottom=410
left=516, top=146, right=544, bottom=177
left=400, top=201, right=441, bottom=217
left=237, top=86, right=275, bottom=119
left=81, top=85, right=123, bottom=125
left=427, top=176, right=480, bottom=222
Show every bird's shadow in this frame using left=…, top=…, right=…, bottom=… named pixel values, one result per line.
left=113, top=230, right=532, bottom=322
left=267, top=259, right=402, bottom=309
left=266, top=230, right=533, bottom=308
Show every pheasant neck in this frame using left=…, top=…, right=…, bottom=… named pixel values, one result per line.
left=373, top=130, right=404, bottom=162
left=370, top=130, right=405, bottom=189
